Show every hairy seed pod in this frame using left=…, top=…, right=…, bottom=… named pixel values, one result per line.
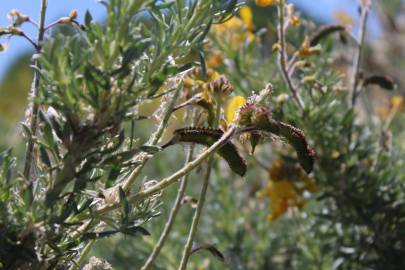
left=363, top=75, right=396, bottom=91
left=310, top=24, right=346, bottom=46
left=163, top=127, right=247, bottom=176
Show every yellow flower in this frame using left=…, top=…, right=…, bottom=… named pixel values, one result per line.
left=299, top=37, right=322, bottom=57
left=264, top=180, right=303, bottom=221
left=226, top=96, right=247, bottom=124
left=255, top=0, right=279, bottom=7
left=378, top=95, right=404, bottom=119
left=213, top=17, right=244, bottom=33
left=212, top=7, right=256, bottom=50
left=334, top=10, right=355, bottom=27
left=289, top=15, right=301, bottom=26
left=391, top=96, right=404, bottom=112
left=259, top=160, right=318, bottom=221
left=239, top=6, right=254, bottom=31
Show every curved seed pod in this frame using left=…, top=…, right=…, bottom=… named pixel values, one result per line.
left=278, top=122, right=315, bottom=174
left=163, top=127, right=247, bottom=176
left=251, top=114, right=314, bottom=174
left=363, top=75, right=396, bottom=91
left=310, top=25, right=346, bottom=46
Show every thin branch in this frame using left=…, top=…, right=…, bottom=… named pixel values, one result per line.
left=141, top=146, right=195, bottom=270
left=351, top=3, right=370, bottom=107
left=177, top=102, right=221, bottom=270
left=277, top=0, right=304, bottom=111
left=178, top=158, right=213, bottom=270
left=28, top=18, right=39, bottom=29
left=23, top=0, right=47, bottom=182
left=20, top=32, right=39, bottom=50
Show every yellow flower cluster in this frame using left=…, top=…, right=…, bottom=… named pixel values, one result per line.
left=259, top=160, right=318, bottom=221
left=212, top=6, right=255, bottom=50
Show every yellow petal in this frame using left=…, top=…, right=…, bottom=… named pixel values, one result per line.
left=239, top=6, right=253, bottom=30
left=226, top=96, right=247, bottom=123
left=391, top=95, right=404, bottom=112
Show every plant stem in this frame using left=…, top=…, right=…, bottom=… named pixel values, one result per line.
left=177, top=158, right=213, bottom=270
left=277, top=0, right=304, bottom=111
left=23, top=0, right=47, bottom=181
left=141, top=146, right=195, bottom=270
left=347, top=2, right=371, bottom=145
left=350, top=3, right=370, bottom=107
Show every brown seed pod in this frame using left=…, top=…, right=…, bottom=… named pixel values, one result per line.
left=310, top=24, right=346, bottom=46
left=238, top=104, right=315, bottom=174
left=363, top=75, right=396, bottom=91
left=163, top=127, right=247, bottom=176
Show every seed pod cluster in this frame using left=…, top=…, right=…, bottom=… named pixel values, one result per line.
left=237, top=103, right=315, bottom=174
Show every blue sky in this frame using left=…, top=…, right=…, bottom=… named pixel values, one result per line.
left=0, top=0, right=381, bottom=80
